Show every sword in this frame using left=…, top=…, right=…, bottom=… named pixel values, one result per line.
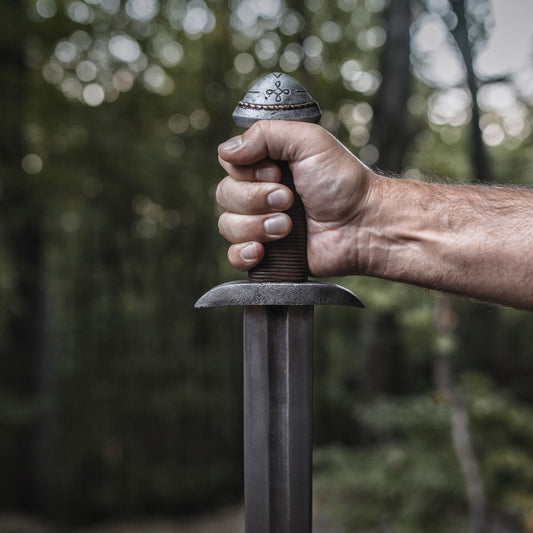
left=196, top=73, right=363, bottom=533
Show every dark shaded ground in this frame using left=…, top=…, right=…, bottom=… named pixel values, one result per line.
left=0, top=506, right=346, bottom=533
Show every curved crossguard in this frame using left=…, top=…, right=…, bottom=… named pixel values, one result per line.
left=233, top=73, right=321, bottom=282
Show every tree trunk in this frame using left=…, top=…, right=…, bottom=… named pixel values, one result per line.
left=433, top=296, right=487, bottom=533
left=364, top=311, right=406, bottom=396
left=449, top=0, right=494, bottom=184
left=0, top=0, right=49, bottom=513
left=371, top=0, right=412, bottom=172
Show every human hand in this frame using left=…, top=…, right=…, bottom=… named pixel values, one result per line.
left=216, top=120, right=378, bottom=277
left=216, top=120, right=533, bottom=309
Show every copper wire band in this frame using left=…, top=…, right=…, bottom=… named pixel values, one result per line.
left=237, top=101, right=317, bottom=111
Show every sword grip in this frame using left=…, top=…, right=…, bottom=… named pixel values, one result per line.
left=249, top=161, right=308, bottom=282
left=232, top=72, right=321, bottom=283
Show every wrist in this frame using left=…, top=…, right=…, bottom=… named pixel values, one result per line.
left=352, top=173, right=442, bottom=282
left=347, top=170, right=392, bottom=277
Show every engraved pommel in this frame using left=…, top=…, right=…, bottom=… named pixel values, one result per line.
left=232, top=72, right=322, bottom=128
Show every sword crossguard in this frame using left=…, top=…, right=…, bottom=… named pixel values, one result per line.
left=233, top=73, right=322, bottom=283
left=195, top=280, right=364, bottom=308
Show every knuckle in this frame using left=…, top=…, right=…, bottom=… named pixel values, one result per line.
left=215, top=182, right=223, bottom=206
left=215, top=176, right=231, bottom=207
left=228, top=246, right=247, bottom=271
left=217, top=213, right=227, bottom=236
left=244, top=186, right=257, bottom=212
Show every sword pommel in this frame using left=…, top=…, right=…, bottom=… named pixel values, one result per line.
left=232, top=72, right=321, bottom=127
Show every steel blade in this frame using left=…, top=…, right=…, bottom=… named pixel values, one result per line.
left=243, top=305, right=313, bottom=533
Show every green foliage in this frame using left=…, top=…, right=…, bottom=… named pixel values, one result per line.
left=466, top=375, right=533, bottom=527
left=315, top=395, right=465, bottom=532
left=316, top=378, right=533, bottom=532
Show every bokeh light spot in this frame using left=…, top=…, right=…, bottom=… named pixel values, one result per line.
left=83, top=84, right=105, bottom=106
left=61, top=76, right=83, bottom=99
left=43, top=61, right=64, bottom=84
left=482, top=123, right=505, bottom=146
left=55, top=41, right=77, bottom=64
left=109, top=35, right=141, bottom=63
left=183, top=1, right=215, bottom=37
left=126, top=0, right=159, bottom=21
left=143, top=65, right=174, bottom=94
left=101, top=0, right=120, bottom=13
left=359, top=144, right=379, bottom=165
left=234, top=52, right=255, bottom=74
left=168, top=113, right=189, bottom=134
left=67, top=1, right=94, bottom=24
left=280, top=12, right=303, bottom=36
left=160, top=41, right=184, bottom=67
left=320, top=21, right=343, bottom=43
left=76, top=60, right=98, bottom=82
left=21, top=154, right=43, bottom=175
left=35, top=0, right=57, bottom=18
left=113, top=69, right=135, bottom=92
left=190, top=109, right=210, bottom=130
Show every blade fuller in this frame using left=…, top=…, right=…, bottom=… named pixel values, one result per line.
left=244, top=305, right=313, bottom=533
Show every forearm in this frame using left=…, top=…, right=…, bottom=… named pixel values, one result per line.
left=358, top=174, right=533, bottom=309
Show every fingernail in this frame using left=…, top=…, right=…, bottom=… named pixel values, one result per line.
left=220, top=135, right=243, bottom=152
left=264, top=215, right=289, bottom=236
left=241, top=244, right=257, bottom=261
left=267, top=189, right=290, bottom=210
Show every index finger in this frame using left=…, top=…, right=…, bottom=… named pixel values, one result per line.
left=218, top=155, right=281, bottom=183
left=217, top=121, right=326, bottom=166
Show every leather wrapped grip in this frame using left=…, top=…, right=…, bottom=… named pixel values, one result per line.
left=249, top=161, right=308, bottom=282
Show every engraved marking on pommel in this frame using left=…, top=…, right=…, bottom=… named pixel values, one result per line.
left=265, top=80, right=290, bottom=102
left=237, top=100, right=318, bottom=111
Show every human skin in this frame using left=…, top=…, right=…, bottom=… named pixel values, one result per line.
left=216, top=121, right=533, bottom=310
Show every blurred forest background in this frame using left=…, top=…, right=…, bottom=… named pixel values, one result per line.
left=1, top=0, right=533, bottom=531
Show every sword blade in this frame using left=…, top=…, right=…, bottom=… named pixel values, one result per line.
left=243, top=305, right=313, bottom=533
